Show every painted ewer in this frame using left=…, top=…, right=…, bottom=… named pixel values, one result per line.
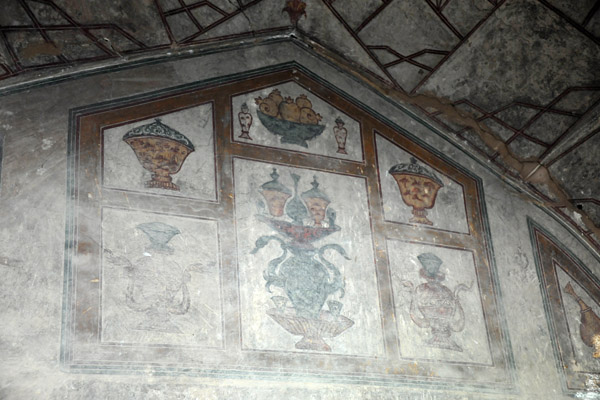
left=252, top=170, right=354, bottom=351
left=564, top=282, right=600, bottom=358
left=389, top=158, right=444, bottom=225
left=406, top=253, right=470, bottom=352
left=333, top=117, right=348, bottom=154
left=123, top=118, right=195, bottom=191
left=125, top=222, right=190, bottom=333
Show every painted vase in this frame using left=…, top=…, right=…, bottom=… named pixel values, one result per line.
left=252, top=171, right=353, bottom=351
left=260, top=168, right=292, bottom=217
left=279, top=247, right=335, bottom=319
left=238, top=102, right=253, bottom=140
left=125, top=222, right=190, bottom=332
left=333, top=117, right=348, bottom=154
left=565, top=282, right=600, bottom=358
left=409, top=253, right=469, bottom=352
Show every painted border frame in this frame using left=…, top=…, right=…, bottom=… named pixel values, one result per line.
left=529, top=217, right=600, bottom=395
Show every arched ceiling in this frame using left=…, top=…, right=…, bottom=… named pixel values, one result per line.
left=0, top=0, right=599, bottom=248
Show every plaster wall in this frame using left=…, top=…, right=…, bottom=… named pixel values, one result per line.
left=0, top=42, right=599, bottom=399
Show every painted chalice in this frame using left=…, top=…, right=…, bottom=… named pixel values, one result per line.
left=389, top=157, right=444, bottom=225
left=123, top=118, right=195, bottom=191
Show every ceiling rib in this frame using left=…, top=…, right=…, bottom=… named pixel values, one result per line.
left=538, top=0, right=600, bottom=45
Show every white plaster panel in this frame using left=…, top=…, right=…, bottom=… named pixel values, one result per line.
left=557, top=267, right=600, bottom=372
left=388, top=240, right=492, bottom=365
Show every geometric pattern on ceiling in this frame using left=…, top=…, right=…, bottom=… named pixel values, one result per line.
left=0, top=0, right=599, bottom=246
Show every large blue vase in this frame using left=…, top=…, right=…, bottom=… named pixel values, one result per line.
left=280, top=247, right=330, bottom=319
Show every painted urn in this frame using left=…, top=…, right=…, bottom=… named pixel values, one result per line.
left=123, top=118, right=195, bottom=191
left=260, top=168, right=292, bottom=217
left=332, top=117, right=348, bottom=154
left=389, top=157, right=444, bottom=225
left=238, top=102, right=253, bottom=140
left=302, top=176, right=331, bottom=227
left=126, top=222, right=190, bottom=332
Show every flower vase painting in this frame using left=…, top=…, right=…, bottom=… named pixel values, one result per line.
left=252, top=170, right=353, bottom=352
left=65, top=69, right=513, bottom=386
left=235, top=159, right=385, bottom=357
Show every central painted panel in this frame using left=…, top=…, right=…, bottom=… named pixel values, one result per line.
left=234, top=159, right=384, bottom=356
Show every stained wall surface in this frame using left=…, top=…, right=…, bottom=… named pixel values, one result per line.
left=1, top=43, right=600, bottom=399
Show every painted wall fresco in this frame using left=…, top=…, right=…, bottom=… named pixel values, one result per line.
left=388, top=240, right=491, bottom=365
left=231, top=81, right=363, bottom=162
left=376, top=134, right=469, bottom=234
left=235, top=159, right=384, bottom=356
left=558, top=270, right=600, bottom=366
left=101, top=207, right=222, bottom=347
left=531, top=220, right=600, bottom=394
left=103, top=104, right=216, bottom=201
left=61, top=68, right=513, bottom=391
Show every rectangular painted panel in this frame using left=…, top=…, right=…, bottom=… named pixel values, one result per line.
left=531, top=219, right=600, bottom=394
left=388, top=240, right=492, bottom=365
left=101, top=207, right=222, bottom=348
left=103, top=104, right=217, bottom=201
left=234, top=158, right=384, bottom=357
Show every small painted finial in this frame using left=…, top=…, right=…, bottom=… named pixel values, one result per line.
left=311, top=175, right=319, bottom=189
left=270, top=168, right=280, bottom=181
left=283, top=0, right=307, bottom=26
left=291, top=173, right=300, bottom=186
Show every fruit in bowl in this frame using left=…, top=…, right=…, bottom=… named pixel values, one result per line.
left=254, top=89, right=324, bottom=147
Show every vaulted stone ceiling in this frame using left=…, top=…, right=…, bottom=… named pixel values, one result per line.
left=0, top=0, right=599, bottom=248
